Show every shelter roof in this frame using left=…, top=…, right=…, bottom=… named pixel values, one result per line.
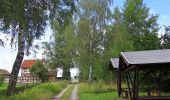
left=109, top=58, right=119, bottom=70
left=121, top=49, right=170, bottom=66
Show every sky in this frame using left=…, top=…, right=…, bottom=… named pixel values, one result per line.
left=113, top=0, right=170, bottom=33
left=0, top=0, right=170, bottom=76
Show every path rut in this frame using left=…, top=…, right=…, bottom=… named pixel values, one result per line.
left=52, top=85, right=71, bottom=100
left=70, top=84, right=79, bottom=100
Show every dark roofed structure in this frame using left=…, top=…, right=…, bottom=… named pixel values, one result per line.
left=117, top=49, right=170, bottom=100
left=120, top=49, right=170, bottom=71
left=0, top=69, right=10, bottom=83
left=0, top=69, right=10, bottom=76
left=121, top=49, right=170, bottom=65
left=109, top=58, right=119, bottom=70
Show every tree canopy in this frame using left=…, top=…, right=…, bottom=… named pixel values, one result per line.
left=0, top=0, right=77, bottom=95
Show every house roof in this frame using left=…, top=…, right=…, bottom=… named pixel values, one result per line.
left=21, top=60, right=37, bottom=68
left=121, top=49, right=170, bottom=66
left=109, top=58, right=119, bottom=70
left=0, top=69, right=10, bottom=76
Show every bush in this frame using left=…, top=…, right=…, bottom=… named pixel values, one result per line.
left=30, top=60, right=48, bottom=83
left=0, top=74, right=4, bottom=86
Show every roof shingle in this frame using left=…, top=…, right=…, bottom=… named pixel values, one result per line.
left=121, top=49, right=170, bottom=65
left=21, top=60, right=37, bottom=68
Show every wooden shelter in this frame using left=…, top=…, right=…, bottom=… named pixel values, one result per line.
left=109, top=58, right=119, bottom=71
left=110, top=49, right=170, bottom=100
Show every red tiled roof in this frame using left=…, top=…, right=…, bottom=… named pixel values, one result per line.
left=0, top=69, right=10, bottom=75
left=21, top=60, right=37, bottom=68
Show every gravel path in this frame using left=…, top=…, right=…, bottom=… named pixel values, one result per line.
left=70, top=84, right=79, bottom=100
left=52, top=85, right=71, bottom=100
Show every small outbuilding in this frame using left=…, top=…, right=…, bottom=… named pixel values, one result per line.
left=110, top=49, right=170, bottom=100
left=0, top=69, right=10, bottom=83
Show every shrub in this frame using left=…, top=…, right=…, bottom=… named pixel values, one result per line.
left=0, top=74, right=4, bottom=86
left=30, top=60, right=48, bottom=83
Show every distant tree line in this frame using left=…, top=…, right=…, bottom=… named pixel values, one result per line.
left=45, top=0, right=170, bottom=83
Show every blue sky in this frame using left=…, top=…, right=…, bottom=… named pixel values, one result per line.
left=114, top=0, right=170, bottom=28
left=1, top=0, right=170, bottom=75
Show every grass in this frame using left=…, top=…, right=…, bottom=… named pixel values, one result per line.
left=79, top=92, right=121, bottom=100
left=78, top=81, right=123, bottom=100
left=60, top=84, right=75, bottom=100
left=0, top=84, right=8, bottom=90
left=0, top=83, right=26, bottom=90
left=8, top=81, right=67, bottom=100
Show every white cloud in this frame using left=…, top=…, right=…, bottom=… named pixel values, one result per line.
left=0, top=47, right=17, bottom=73
left=149, top=9, right=155, bottom=14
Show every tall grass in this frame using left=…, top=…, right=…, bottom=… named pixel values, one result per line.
left=78, top=81, right=117, bottom=94
left=9, top=82, right=67, bottom=100
left=78, top=81, right=122, bottom=100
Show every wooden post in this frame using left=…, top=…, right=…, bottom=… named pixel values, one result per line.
left=118, top=56, right=123, bottom=97
left=118, top=68, right=122, bottom=97
left=126, top=72, right=132, bottom=100
left=128, top=71, right=133, bottom=88
left=136, top=68, right=139, bottom=99
left=133, top=68, right=137, bottom=100
left=116, top=71, right=119, bottom=90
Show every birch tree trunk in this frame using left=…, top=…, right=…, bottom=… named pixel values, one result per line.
left=88, top=41, right=93, bottom=82
left=6, top=28, right=25, bottom=96
left=88, top=64, right=92, bottom=82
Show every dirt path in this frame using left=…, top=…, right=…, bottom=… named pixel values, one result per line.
left=52, top=85, right=71, bottom=100
left=70, top=84, right=79, bottom=100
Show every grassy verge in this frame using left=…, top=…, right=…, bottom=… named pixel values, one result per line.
left=79, top=92, right=120, bottom=100
left=8, top=82, right=67, bottom=100
left=60, top=84, right=75, bottom=100
left=0, top=84, right=8, bottom=90
left=0, top=83, right=24, bottom=90
left=78, top=81, right=122, bottom=100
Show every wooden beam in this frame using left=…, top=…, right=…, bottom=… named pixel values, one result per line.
left=124, top=65, right=136, bottom=72
left=127, top=71, right=133, bottom=88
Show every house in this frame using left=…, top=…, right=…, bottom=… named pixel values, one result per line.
left=0, top=69, right=10, bottom=83
left=20, top=60, right=56, bottom=83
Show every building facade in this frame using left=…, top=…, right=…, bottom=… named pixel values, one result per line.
left=20, top=60, right=56, bottom=83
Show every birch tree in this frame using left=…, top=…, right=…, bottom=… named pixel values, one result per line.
left=0, top=0, right=76, bottom=95
left=77, top=0, right=113, bottom=82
